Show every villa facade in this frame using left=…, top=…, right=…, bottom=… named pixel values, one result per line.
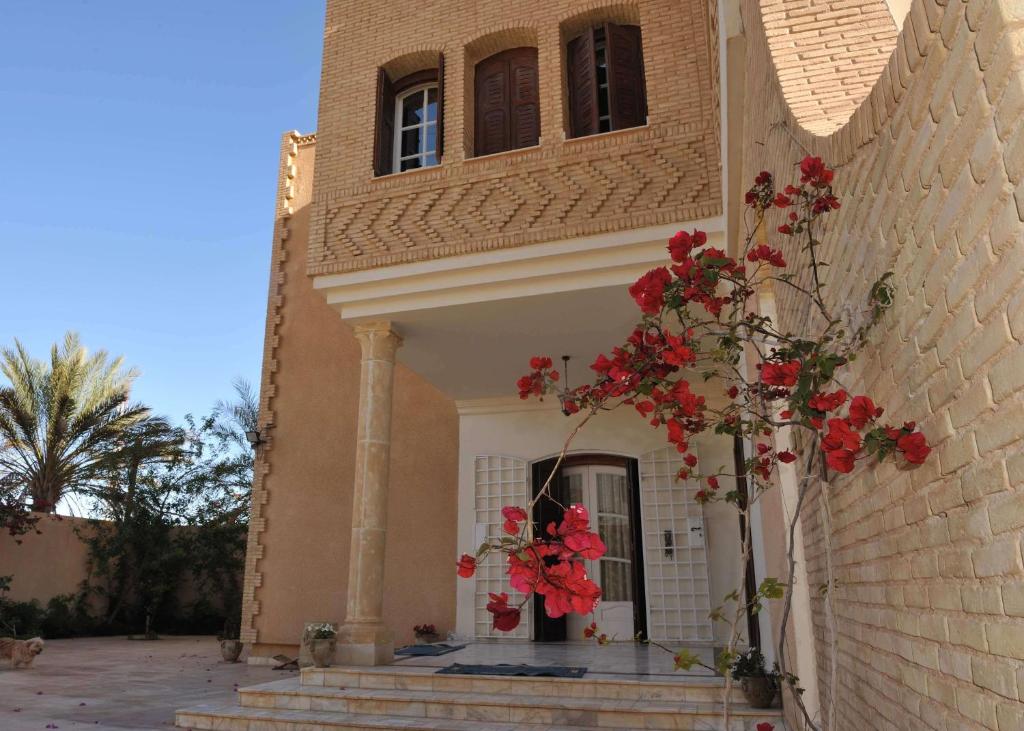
left=221, top=2, right=1024, bottom=730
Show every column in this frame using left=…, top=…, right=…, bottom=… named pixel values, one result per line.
left=338, top=321, right=402, bottom=665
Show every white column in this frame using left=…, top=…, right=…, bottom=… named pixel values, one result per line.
left=338, top=321, right=402, bottom=665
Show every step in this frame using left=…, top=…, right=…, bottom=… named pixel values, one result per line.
left=235, top=677, right=779, bottom=729
left=303, top=665, right=739, bottom=703
left=176, top=700, right=782, bottom=731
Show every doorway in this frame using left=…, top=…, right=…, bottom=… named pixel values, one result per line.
left=531, top=455, right=647, bottom=642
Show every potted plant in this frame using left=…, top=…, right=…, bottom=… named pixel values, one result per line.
left=308, top=623, right=337, bottom=668
left=413, top=623, right=440, bottom=644
left=731, top=648, right=776, bottom=708
left=218, top=620, right=243, bottom=663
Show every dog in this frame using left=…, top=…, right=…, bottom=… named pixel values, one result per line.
left=0, top=637, right=44, bottom=668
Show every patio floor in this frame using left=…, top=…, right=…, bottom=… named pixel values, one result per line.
left=0, top=635, right=296, bottom=731
left=393, top=639, right=720, bottom=681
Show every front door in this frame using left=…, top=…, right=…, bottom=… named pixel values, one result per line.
left=561, top=464, right=636, bottom=641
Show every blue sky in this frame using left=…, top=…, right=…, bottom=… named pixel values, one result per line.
left=0, top=1, right=324, bottom=423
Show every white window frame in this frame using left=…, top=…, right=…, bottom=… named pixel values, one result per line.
left=393, top=83, right=439, bottom=174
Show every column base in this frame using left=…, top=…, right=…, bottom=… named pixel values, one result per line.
left=337, top=623, right=394, bottom=666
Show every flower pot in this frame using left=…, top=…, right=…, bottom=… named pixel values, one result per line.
left=310, top=637, right=336, bottom=668
left=220, top=639, right=243, bottom=663
left=415, top=633, right=440, bottom=645
left=741, top=675, right=776, bottom=708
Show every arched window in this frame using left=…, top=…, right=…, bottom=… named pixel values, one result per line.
left=474, top=47, right=540, bottom=157
left=373, top=59, right=445, bottom=176
left=566, top=24, right=646, bottom=138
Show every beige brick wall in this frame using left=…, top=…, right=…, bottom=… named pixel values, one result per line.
left=307, top=0, right=722, bottom=276
left=741, top=1, right=1024, bottom=729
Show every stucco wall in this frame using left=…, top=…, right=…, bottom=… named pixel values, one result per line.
left=307, top=0, right=722, bottom=276
left=740, top=1, right=1024, bottom=729
left=241, top=134, right=460, bottom=656
left=0, top=515, right=96, bottom=605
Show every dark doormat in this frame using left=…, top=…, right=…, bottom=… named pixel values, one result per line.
left=436, top=663, right=587, bottom=678
left=395, top=643, right=467, bottom=657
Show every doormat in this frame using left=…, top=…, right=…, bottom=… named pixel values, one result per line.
left=436, top=663, right=587, bottom=678
left=395, top=643, right=467, bottom=657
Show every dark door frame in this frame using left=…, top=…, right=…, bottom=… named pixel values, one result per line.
left=530, top=454, right=648, bottom=642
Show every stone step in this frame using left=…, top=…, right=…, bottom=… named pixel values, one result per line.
left=176, top=700, right=782, bottom=731
left=303, top=665, right=740, bottom=703
left=234, top=677, right=779, bottom=729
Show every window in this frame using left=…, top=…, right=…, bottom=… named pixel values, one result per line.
left=474, top=47, right=540, bottom=157
left=373, top=57, right=445, bottom=177
left=395, top=85, right=439, bottom=172
left=566, top=23, right=647, bottom=138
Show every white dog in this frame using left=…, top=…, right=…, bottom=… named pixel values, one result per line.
left=0, top=637, right=45, bottom=668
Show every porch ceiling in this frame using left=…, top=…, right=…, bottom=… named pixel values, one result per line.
left=391, top=285, right=642, bottom=400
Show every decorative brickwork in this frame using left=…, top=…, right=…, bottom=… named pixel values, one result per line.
left=239, top=131, right=315, bottom=645
left=743, top=1, right=1024, bottom=729
left=308, top=0, right=721, bottom=276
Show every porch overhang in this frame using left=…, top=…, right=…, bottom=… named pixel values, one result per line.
left=312, top=219, right=725, bottom=400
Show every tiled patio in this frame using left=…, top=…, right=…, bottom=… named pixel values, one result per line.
left=0, top=635, right=295, bottom=731
left=391, top=639, right=720, bottom=681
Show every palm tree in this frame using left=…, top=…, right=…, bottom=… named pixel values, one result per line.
left=0, top=332, right=149, bottom=512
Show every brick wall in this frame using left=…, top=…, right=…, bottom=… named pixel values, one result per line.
left=307, top=0, right=722, bottom=276
left=741, top=1, right=1024, bottom=729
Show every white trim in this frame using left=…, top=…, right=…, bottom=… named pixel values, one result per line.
left=313, top=219, right=725, bottom=321
left=455, top=395, right=564, bottom=416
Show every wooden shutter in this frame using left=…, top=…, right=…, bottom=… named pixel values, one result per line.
left=475, top=53, right=510, bottom=156
left=437, top=53, right=445, bottom=160
left=373, top=67, right=396, bottom=176
left=566, top=29, right=599, bottom=139
left=474, top=47, right=539, bottom=156
left=508, top=48, right=540, bottom=150
left=605, top=23, right=647, bottom=131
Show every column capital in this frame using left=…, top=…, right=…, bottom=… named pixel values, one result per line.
left=353, top=321, right=403, bottom=360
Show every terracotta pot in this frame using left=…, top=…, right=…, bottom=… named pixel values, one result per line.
left=741, top=675, right=776, bottom=708
left=310, top=637, right=336, bottom=668
left=220, top=639, right=243, bottom=663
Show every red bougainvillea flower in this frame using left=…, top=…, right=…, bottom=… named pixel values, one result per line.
left=777, top=450, right=797, bottom=463
left=529, top=356, right=553, bottom=371
left=536, top=559, right=602, bottom=618
left=746, top=243, right=786, bottom=267
left=897, top=431, right=931, bottom=464
left=808, top=389, right=848, bottom=413
left=756, top=723, right=776, bottom=731
left=823, top=418, right=861, bottom=452
left=668, top=229, right=707, bottom=262
left=826, top=448, right=856, bottom=473
left=548, top=504, right=607, bottom=560
left=761, top=360, right=802, bottom=387
left=502, top=505, right=529, bottom=535
left=799, top=155, right=833, bottom=187
left=456, top=554, right=476, bottom=578
left=629, top=267, right=673, bottom=314
left=848, top=395, right=883, bottom=429
left=486, top=592, right=521, bottom=632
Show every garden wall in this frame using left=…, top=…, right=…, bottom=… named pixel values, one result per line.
left=0, top=514, right=216, bottom=622
left=741, top=1, right=1024, bottom=730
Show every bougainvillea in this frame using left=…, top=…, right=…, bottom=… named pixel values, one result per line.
left=458, top=158, right=929, bottom=727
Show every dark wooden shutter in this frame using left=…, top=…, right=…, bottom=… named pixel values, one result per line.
left=437, top=52, right=445, bottom=160
left=474, top=48, right=539, bottom=156
left=566, top=29, right=599, bottom=139
left=373, top=67, right=396, bottom=176
left=509, top=48, right=540, bottom=150
left=475, top=53, right=510, bottom=156
left=605, top=23, right=647, bottom=131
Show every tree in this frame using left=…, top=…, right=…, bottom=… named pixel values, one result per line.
left=0, top=332, right=148, bottom=512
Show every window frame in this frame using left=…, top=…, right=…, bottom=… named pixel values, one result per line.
left=392, top=82, right=440, bottom=174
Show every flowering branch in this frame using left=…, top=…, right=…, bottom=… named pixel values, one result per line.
left=457, top=158, right=931, bottom=726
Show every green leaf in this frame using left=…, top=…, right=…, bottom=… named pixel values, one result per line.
left=674, top=649, right=701, bottom=671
